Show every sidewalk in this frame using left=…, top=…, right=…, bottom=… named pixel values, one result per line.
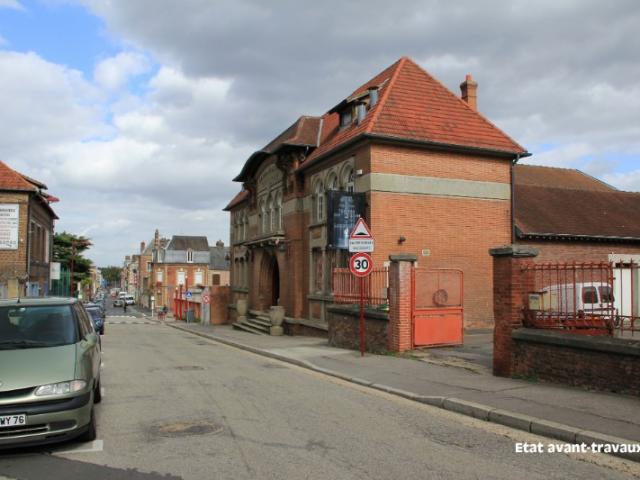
left=164, top=320, right=640, bottom=460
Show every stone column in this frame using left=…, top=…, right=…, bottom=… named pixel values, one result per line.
left=387, top=254, right=416, bottom=352
left=489, top=245, right=538, bottom=377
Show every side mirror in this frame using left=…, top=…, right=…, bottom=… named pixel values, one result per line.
left=82, top=333, right=98, bottom=350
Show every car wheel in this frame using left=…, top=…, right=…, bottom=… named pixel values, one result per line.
left=78, top=409, right=97, bottom=442
left=93, top=379, right=102, bottom=404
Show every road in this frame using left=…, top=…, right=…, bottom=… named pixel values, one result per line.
left=0, top=305, right=638, bottom=479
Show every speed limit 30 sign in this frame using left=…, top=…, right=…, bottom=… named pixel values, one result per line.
left=349, top=252, right=373, bottom=277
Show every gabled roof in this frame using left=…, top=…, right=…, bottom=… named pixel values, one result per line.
left=0, top=160, right=39, bottom=191
left=209, top=245, right=230, bottom=270
left=515, top=185, right=640, bottom=241
left=166, top=236, right=209, bottom=251
left=514, top=164, right=616, bottom=191
left=233, top=116, right=322, bottom=182
left=301, top=57, right=527, bottom=169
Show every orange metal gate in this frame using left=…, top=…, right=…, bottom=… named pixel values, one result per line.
left=412, top=268, right=464, bottom=347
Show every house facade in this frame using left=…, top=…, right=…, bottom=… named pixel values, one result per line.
left=225, top=57, right=529, bottom=329
left=151, top=234, right=212, bottom=309
left=0, top=160, right=58, bottom=299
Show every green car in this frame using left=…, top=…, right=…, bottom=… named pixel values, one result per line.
left=0, top=297, right=102, bottom=448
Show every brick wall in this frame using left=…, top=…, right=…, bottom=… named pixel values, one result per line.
left=388, top=254, right=415, bottom=352
left=519, top=240, right=640, bottom=263
left=371, top=192, right=510, bottom=328
left=327, top=304, right=389, bottom=353
left=0, top=193, right=29, bottom=297
left=209, top=286, right=231, bottom=324
left=512, top=329, right=640, bottom=397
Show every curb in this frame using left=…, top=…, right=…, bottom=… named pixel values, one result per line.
left=168, top=323, right=640, bottom=463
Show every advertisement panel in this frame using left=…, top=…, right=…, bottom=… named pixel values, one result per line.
left=327, top=192, right=365, bottom=250
left=0, top=204, right=19, bottom=250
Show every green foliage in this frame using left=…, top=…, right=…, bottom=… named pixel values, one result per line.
left=53, top=231, right=92, bottom=284
left=100, top=266, right=122, bottom=286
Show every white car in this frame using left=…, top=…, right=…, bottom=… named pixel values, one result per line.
left=124, top=295, right=135, bottom=305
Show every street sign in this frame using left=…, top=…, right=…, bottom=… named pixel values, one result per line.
left=185, top=291, right=193, bottom=299
left=348, top=217, right=374, bottom=253
left=202, top=294, right=211, bottom=304
left=349, top=252, right=373, bottom=277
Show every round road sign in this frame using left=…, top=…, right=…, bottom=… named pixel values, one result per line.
left=349, top=252, right=373, bottom=277
left=202, top=294, right=211, bottom=304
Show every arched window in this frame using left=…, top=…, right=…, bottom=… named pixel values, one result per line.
left=343, top=167, right=355, bottom=193
left=242, top=212, right=248, bottom=241
left=260, top=201, right=267, bottom=234
left=275, top=192, right=283, bottom=231
left=315, top=180, right=324, bottom=223
left=327, top=172, right=338, bottom=191
left=268, top=194, right=275, bottom=233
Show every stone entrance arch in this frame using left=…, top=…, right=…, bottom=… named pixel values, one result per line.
left=257, top=249, right=281, bottom=311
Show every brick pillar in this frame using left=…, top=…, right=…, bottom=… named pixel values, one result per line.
left=388, top=254, right=417, bottom=352
left=489, top=245, right=538, bottom=377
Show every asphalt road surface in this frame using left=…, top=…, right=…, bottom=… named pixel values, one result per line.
left=1, top=309, right=639, bottom=480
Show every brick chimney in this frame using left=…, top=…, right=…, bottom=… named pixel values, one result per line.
left=460, top=74, right=478, bottom=110
left=140, top=241, right=146, bottom=253
left=154, top=229, right=160, bottom=249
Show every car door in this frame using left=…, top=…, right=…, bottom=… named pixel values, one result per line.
left=73, top=304, right=100, bottom=386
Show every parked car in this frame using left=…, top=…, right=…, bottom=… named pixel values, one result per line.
left=123, top=295, right=135, bottom=306
left=113, top=298, right=123, bottom=307
left=0, top=297, right=102, bottom=448
left=85, top=304, right=105, bottom=335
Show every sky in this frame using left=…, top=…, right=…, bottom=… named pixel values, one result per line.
left=0, top=0, right=639, bottom=267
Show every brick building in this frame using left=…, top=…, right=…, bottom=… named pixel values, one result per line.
left=513, top=164, right=640, bottom=264
left=151, top=233, right=212, bottom=309
left=225, top=57, right=530, bottom=329
left=0, top=160, right=58, bottom=299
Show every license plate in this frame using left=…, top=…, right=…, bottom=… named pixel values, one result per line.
left=0, top=414, right=26, bottom=428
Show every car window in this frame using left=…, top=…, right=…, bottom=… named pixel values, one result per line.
left=74, top=304, right=94, bottom=338
left=582, top=286, right=598, bottom=304
left=0, top=305, right=78, bottom=349
left=599, top=286, right=614, bottom=303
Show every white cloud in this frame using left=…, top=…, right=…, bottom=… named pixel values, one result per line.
left=94, top=51, right=151, bottom=91
left=0, top=0, right=23, bottom=10
left=603, top=170, right=640, bottom=193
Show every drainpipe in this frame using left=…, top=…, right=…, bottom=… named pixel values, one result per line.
left=511, top=154, right=521, bottom=244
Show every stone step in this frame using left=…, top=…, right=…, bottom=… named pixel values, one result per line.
left=232, top=322, right=267, bottom=335
left=248, top=317, right=271, bottom=328
left=244, top=318, right=270, bottom=333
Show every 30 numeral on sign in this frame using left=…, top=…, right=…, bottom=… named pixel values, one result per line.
left=349, top=252, right=373, bottom=277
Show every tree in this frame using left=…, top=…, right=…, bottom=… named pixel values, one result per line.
left=53, top=232, right=93, bottom=292
left=101, top=266, right=122, bottom=287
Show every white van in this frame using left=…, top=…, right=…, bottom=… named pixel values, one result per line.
left=123, top=295, right=135, bottom=305
left=539, top=282, right=616, bottom=316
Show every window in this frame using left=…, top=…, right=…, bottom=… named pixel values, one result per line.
left=313, top=249, right=323, bottom=293
left=268, top=194, right=275, bottom=233
left=582, top=286, right=598, bottom=304
left=315, top=181, right=324, bottom=223
left=241, top=213, right=247, bottom=241
left=177, top=271, right=186, bottom=286
left=194, top=271, right=203, bottom=285
left=147, top=262, right=152, bottom=273
left=599, top=286, right=614, bottom=303
left=261, top=201, right=268, bottom=234
left=187, top=249, right=194, bottom=263
left=327, top=173, right=338, bottom=191
left=275, top=192, right=282, bottom=231
left=156, top=271, right=163, bottom=283
left=339, top=110, right=352, bottom=128
left=212, top=274, right=220, bottom=286
left=344, top=167, right=355, bottom=193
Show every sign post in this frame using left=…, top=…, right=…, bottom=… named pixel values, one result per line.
left=348, top=217, right=375, bottom=357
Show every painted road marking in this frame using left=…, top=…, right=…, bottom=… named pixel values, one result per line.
left=52, top=439, right=104, bottom=455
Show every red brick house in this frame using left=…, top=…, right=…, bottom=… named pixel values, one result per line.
left=225, top=57, right=531, bottom=329
left=0, top=160, right=58, bottom=299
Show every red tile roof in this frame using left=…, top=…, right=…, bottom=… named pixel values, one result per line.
left=302, top=57, right=527, bottom=168
left=514, top=164, right=615, bottom=191
left=515, top=185, right=640, bottom=241
left=224, top=190, right=249, bottom=211
left=0, top=160, right=38, bottom=191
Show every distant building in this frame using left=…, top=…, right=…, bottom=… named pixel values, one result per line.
left=209, top=240, right=230, bottom=287
left=0, top=160, right=58, bottom=298
left=151, top=232, right=211, bottom=309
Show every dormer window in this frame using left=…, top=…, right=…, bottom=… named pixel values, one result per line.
left=187, top=249, right=193, bottom=263
left=339, top=109, right=352, bottom=128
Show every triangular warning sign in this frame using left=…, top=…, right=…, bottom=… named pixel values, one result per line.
left=349, top=218, right=373, bottom=239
